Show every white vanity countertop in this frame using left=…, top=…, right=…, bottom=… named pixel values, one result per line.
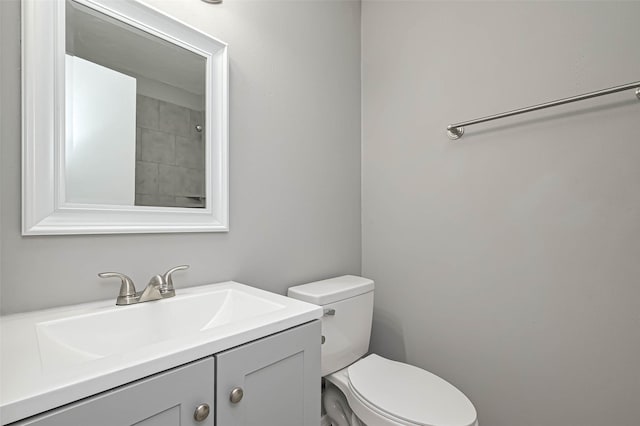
left=0, top=282, right=322, bottom=425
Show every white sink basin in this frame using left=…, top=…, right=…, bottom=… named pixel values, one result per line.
left=0, top=281, right=322, bottom=425
left=36, top=288, right=285, bottom=369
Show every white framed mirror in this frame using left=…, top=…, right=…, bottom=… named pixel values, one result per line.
left=22, top=0, right=228, bottom=235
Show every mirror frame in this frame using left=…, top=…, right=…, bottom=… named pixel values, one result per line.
left=22, top=0, right=229, bottom=235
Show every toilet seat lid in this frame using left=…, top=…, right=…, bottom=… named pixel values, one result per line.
left=347, top=354, right=477, bottom=426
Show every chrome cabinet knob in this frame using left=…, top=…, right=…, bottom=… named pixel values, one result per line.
left=229, top=387, right=244, bottom=404
left=193, top=403, right=210, bottom=422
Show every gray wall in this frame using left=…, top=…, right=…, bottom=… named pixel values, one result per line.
left=0, top=0, right=361, bottom=314
left=362, top=2, right=640, bottom=426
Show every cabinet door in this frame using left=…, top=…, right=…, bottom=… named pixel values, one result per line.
left=15, top=357, right=215, bottom=426
left=215, top=321, right=321, bottom=426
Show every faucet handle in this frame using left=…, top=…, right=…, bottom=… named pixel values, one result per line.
left=98, top=272, right=137, bottom=305
left=160, top=265, right=189, bottom=296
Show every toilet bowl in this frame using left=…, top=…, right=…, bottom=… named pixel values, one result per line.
left=288, top=275, right=478, bottom=426
left=325, top=354, right=477, bottom=426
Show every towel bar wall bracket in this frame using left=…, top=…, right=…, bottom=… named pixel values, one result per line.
left=447, top=82, right=640, bottom=140
left=447, top=126, right=464, bottom=140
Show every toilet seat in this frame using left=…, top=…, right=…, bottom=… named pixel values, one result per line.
left=345, top=354, right=477, bottom=426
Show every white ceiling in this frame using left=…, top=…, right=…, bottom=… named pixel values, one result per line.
left=66, top=0, right=206, bottom=97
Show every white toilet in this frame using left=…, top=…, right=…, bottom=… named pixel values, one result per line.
left=288, top=275, right=478, bottom=426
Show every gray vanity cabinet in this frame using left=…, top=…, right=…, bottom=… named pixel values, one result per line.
left=15, top=357, right=215, bottom=426
left=215, top=321, right=321, bottom=426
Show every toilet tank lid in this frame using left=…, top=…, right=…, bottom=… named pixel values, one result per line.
left=287, top=275, right=374, bottom=305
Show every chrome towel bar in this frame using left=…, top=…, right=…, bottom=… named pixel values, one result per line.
left=447, top=81, right=640, bottom=140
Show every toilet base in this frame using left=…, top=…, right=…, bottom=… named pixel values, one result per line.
left=321, top=414, right=334, bottom=426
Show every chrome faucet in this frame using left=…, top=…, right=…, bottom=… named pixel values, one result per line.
left=98, top=265, right=189, bottom=305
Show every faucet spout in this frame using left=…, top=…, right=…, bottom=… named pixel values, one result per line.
left=138, top=275, right=164, bottom=303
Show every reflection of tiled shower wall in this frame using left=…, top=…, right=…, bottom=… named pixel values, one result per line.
left=135, top=94, right=205, bottom=208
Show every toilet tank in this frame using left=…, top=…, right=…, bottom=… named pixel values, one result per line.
left=288, top=275, right=374, bottom=376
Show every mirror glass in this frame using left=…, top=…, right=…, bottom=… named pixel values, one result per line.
left=65, top=0, right=207, bottom=208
